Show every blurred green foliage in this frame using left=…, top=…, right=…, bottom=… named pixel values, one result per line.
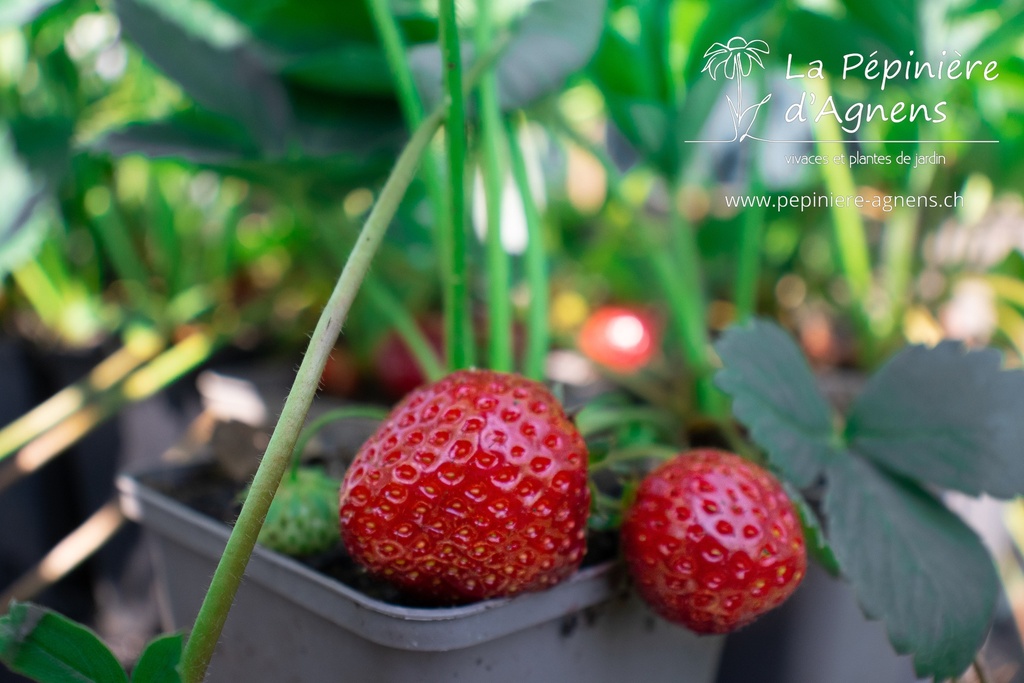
left=1, top=0, right=1023, bottom=367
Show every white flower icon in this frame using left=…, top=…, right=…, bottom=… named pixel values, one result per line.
left=701, top=37, right=770, bottom=81
left=700, top=37, right=772, bottom=142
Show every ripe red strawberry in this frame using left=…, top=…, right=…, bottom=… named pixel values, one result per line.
left=577, top=306, right=659, bottom=373
left=339, top=369, right=590, bottom=603
left=621, top=449, right=806, bottom=633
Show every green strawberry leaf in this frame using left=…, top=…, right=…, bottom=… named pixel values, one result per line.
left=824, top=456, right=998, bottom=680
left=131, top=633, right=183, bottom=683
left=714, top=319, right=837, bottom=488
left=0, top=602, right=129, bottom=683
left=845, top=341, right=1024, bottom=499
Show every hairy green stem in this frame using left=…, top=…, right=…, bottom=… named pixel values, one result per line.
left=649, top=245, right=716, bottom=412
left=734, top=173, right=766, bottom=322
left=550, top=110, right=623, bottom=207
left=365, top=0, right=453, bottom=367
left=289, top=406, right=389, bottom=480
left=365, top=0, right=425, bottom=125
left=506, top=116, right=548, bottom=380
left=590, top=443, right=679, bottom=472
left=554, top=115, right=717, bottom=412
left=439, top=0, right=474, bottom=370
left=475, top=1, right=512, bottom=372
left=665, top=184, right=718, bottom=413
left=809, top=77, right=873, bottom=340
left=879, top=156, right=935, bottom=342
left=179, top=106, right=445, bottom=683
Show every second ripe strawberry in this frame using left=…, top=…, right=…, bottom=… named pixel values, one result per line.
left=621, top=449, right=807, bottom=634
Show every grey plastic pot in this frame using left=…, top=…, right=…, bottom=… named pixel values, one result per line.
left=117, top=464, right=723, bottom=683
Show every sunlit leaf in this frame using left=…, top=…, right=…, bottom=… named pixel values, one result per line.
left=0, top=602, right=128, bottom=683
left=131, top=633, right=183, bottom=683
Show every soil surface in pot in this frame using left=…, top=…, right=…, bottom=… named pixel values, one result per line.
left=142, top=463, right=619, bottom=608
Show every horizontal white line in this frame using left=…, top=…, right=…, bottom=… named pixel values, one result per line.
left=684, top=139, right=1000, bottom=144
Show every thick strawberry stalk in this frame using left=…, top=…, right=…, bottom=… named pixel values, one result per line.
left=475, top=0, right=513, bottom=373
left=506, top=115, right=548, bottom=381
left=179, top=107, right=446, bottom=683
left=365, top=0, right=453, bottom=374
left=438, top=0, right=475, bottom=371
left=365, top=0, right=426, bottom=127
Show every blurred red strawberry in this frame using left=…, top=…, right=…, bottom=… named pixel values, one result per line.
left=372, top=317, right=445, bottom=399
left=577, top=306, right=659, bottom=373
left=320, top=345, right=360, bottom=398
left=373, top=315, right=526, bottom=399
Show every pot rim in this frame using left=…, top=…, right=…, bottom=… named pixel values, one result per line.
left=117, top=463, right=627, bottom=651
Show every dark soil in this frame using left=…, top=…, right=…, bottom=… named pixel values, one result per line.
left=141, top=462, right=619, bottom=608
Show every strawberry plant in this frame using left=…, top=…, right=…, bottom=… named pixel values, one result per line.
left=714, top=318, right=1024, bottom=680
left=2, top=0, right=1024, bottom=682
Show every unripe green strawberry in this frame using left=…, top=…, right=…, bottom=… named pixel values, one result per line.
left=259, top=467, right=341, bottom=556
left=339, top=369, right=590, bottom=603
left=622, top=449, right=806, bottom=633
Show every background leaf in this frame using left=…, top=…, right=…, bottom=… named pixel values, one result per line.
left=202, top=0, right=379, bottom=51
left=131, top=633, right=183, bottom=683
left=778, top=9, right=894, bottom=71
left=837, top=0, right=919, bottom=55
left=410, top=0, right=608, bottom=112
left=824, top=456, right=998, bottom=680
left=846, top=341, right=1024, bottom=498
left=0, top=602, right=128, bottom=683
left=714, top=319, right=837, bottom=487
left=91, top=111, right=259, bottom=164
left=113, top=0, right=292, bottom=154
left=280, top=44, right=394, bottom=95
left=0, top=119, right=72, bottom=279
